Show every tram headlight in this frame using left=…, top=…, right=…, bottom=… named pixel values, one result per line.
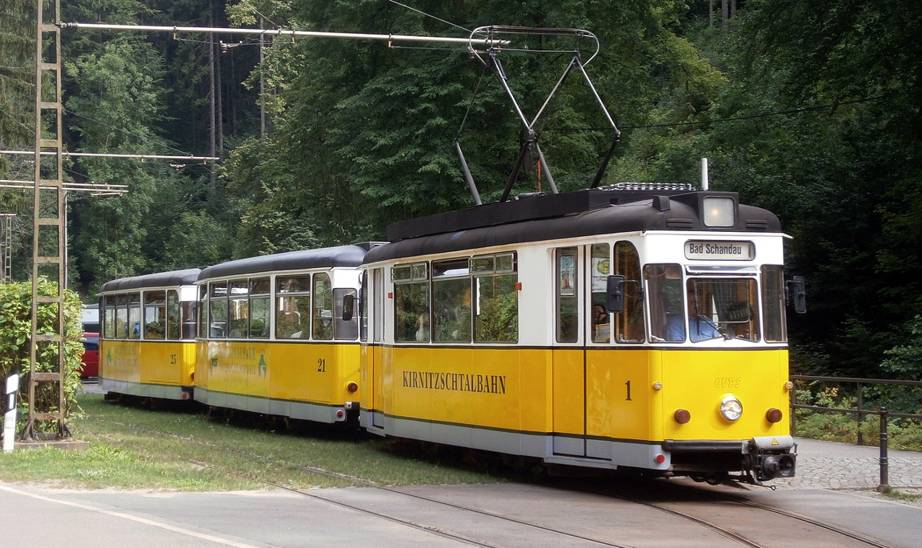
left=719, top=395, right=743, bottom=422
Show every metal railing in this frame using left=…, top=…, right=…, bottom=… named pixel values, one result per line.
left=790, top=375, right=922, bottom=491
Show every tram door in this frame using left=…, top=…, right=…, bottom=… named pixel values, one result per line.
left=370, top=268, right=384, bottom=428
left=552, top=246, right=587, bottom=456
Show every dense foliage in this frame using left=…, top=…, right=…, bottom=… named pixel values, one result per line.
left=0, top=280, right=85, bottom=431
left=1, top=0, right=921, bottom=380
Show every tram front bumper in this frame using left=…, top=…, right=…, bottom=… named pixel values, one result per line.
left=662, top=435, right=796, bottom=481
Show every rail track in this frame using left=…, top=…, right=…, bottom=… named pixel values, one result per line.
left=98, top=403, right=895, bottom=547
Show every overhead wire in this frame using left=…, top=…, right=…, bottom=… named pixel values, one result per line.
left=544, top=94, right=891, bottom=133
left=385, top=0, right=471, bottom=33
left=63, top=107, right=206, bottom=159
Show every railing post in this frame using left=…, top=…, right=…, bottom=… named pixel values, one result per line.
left=878, top=406, right=890, bottom=492
left=857, top=383, right=864, bottom=445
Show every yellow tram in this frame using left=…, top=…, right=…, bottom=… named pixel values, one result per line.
left=360, top=185, right=800, bottom=482
left=194, top=244, right=377, bottom=423
left=98, top=269, right=200, bottom=400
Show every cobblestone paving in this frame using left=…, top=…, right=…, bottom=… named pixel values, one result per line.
left=774, top=438, right=922, bottom=490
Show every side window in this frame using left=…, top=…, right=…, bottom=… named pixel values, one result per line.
left=228, top=279, right=249, bottom=339
left=103, top=297, right=116, bottom=339
left=761, top=265, right=787, bottom=342
left=128, top=293, right=141, bottom=339
left=394, top=263, right=429, bottom=343
left=473, top=253, right=518, bottom=343
left=167, top=290, right=181, bottom=340
left=432, top=258, right=471, bottom=343
left=644, top=264, right=685, bottom=342
left=182, top=299, right=197, bottom=339
left=115, top=294, right=129, bottom=339
left=276, top=275, right=310, bottom=339
left=197, top=285, right=207, bottom=339
left=333, top=287, right=358, bottom=340
left=373, top=268, right=384, bottom=342
left=249, top=277, right=270, bottom=339
left=209, top=282, right=228, bottom=338
left=144, top=290, right=166, bottom=340
left=312, top=273, right=334, bottom=340
left=556, top=248, right=579, bottom=343
left=614, top=241, right=645, bottom=343
left=589, top=244, right=611, bottom=343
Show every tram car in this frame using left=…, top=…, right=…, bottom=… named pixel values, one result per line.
left=193, top=244, right=378, bottom=424
left=359, top=184, right=801, bottom=483
left=98, top=269, right=201, bottom=400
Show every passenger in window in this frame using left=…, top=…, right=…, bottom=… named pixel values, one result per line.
left=415, top=313, right=429, bottom=342
left=591, top=304, right=610, bottom=342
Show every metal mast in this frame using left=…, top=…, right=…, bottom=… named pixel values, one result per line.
left=24, top=0, right=68, bottom=440
left=0, top=214, right=14, bottom=283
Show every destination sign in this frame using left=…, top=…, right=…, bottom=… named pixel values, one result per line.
left=685, top=240, right=754, bottom=261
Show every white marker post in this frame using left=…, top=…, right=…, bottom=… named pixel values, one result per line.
left=701, top=157, right=710, bottom=190
left=3, top=374, right=19, bottom=453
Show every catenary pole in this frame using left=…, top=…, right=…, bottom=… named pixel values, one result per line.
left=58, top=22, right=508, bottom=46
left=0, top=150, right=219, bottom=161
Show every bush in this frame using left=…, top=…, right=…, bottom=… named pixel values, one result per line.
left=794, top=386, right=922, bottom=451
left=0, top=279, right=84, bottom=434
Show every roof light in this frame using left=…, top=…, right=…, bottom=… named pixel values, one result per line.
left=703, top=197, right=735, bottom=227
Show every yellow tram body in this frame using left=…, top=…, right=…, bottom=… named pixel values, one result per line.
left=98, top=269, right=200, bottom=400
left=361, top=187, right=797, bottom=481
left=194, top=341, right=360, bottom=420
left=193, top=245, right=375, bottom=423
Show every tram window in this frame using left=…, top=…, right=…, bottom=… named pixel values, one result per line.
left=334, top=288, right=358, bottom=340
left=128, top=293, right=141, bottom=339
left=197, top=285, right=207, bottom=339
left=686, top=278, right=760, bottom=342
left=614, top=242, right=645, bottom=343
left=432, top=258, right=472, bottom=343
left=556, top=248, right=579, bottom=343
left=761, top=266, right=787, bottom=342
left=167, top=290, right=181, bottom=340
left=249, top=277, right=270, bottom=339
left=590, top=244, right=611, bottom=343
left=312, top=273, right=334, bottom=340
left=114, top=295, right=127, bottom=339
left=276, top=275, right=310, bottom=339
left=227, top=280, right=249, bottom=339
left=373, top=268, right=384, bottom=342
left=104, top=297, right=116, bottom=339
left=209, top=282, right=228, bottom=338
left=182, top=300, right=197, bottom=339
left=394, top=262, right=430, bottom=343
left=644, top=264, right=685, bottom=343
left=474, top=258, right=517, bottom=344
left=144, top=291, right=166, bottom=340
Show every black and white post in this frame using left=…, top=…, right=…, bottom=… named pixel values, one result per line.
left=3, top=373, right=19, bottom=453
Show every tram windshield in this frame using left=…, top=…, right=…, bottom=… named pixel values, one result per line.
left=686, top=278, right=760, bottom=342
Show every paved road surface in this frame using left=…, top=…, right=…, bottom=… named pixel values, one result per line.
left=1, top=475, right=920, bottom=547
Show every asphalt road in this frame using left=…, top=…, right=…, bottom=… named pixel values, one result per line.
left=1, top=476, right=920, bottom=548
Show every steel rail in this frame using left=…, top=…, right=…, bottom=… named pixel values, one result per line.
left=59, top=22, right=508, bottom=47
left=100, top=411, right=626, bottom=548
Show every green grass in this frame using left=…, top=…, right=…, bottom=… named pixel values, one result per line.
left=0, top=393, right=499, bottom=490
left=880, top=488, right=922, bottom=503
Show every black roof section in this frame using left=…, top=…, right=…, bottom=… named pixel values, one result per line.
left=99, top=268, right=202, bottom=293
left=366, top=187, right=781, bottom=263
left=198, top=243, right=382, bottom=281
